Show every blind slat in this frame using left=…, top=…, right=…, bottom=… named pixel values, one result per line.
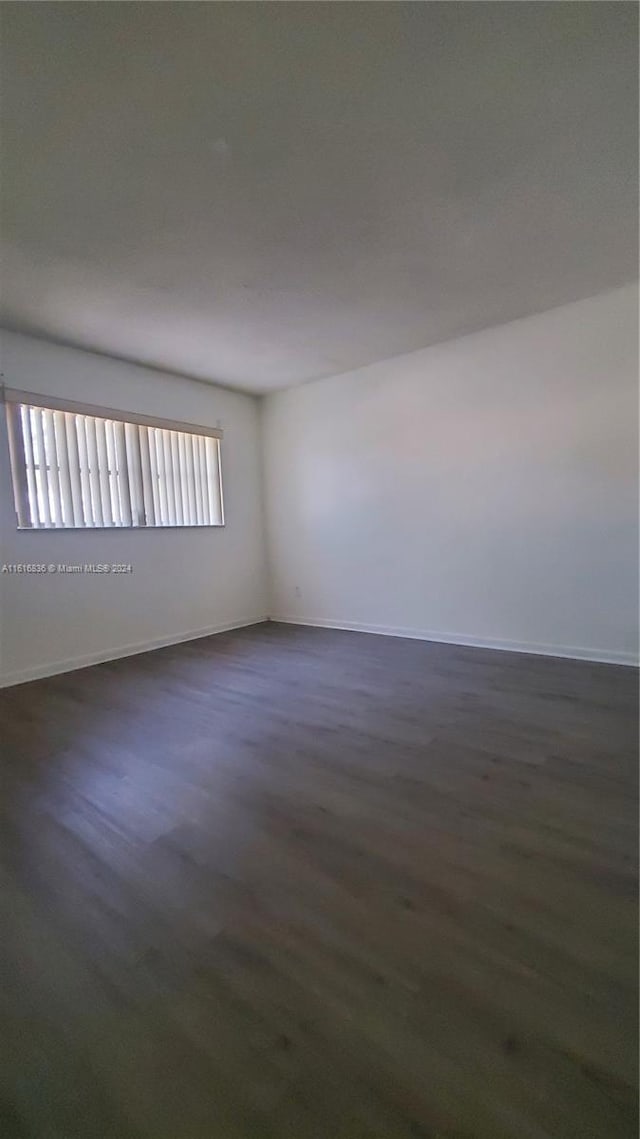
left=114, top=421, right=132, bottom=526
left=94, top=418, right=114, bottom=525
left=53, top=411, right=73, bottom=526
left=138, top=425, right=156, bottom=526
left=170, top=432, right=184, bottom=525
left=162, top=430, right=176, bottom=525
left=32, top=409, right=52, bottom=527
left=75, top=415, right=94, bottom=525
left=84, top=417, right=104, bottom=526
left=199, top=436, right=210, bottom=524
left=64, top=412, right=84, bottom=525
left=193, top=434, right=205, bottom=525
left=19, top=406, right=39, bottom=527
left=208, top=438, right=223, bottom=525
left=43, top=408, right=63, bottom=526
left=147, top=427, right=162, bottom=524
left=184, top=434, right=197, bottom=525
left=125, top=422, right=144, bottom=526
left=154, top=429, right=169, bottom=525
left=177, top=432, right=189, bottom=523
left=104, top=420, right=122, bottom=525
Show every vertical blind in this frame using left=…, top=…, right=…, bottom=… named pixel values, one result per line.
left=4, top=392, right=224, bottom=529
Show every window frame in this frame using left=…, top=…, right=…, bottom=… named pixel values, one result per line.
left=3, top=386, right=225, bottom=531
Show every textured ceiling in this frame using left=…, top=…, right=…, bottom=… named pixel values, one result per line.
left=1, top=2, right=637, bottom=393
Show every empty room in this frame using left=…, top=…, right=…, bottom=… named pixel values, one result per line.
left=0, top=3, right=638, bottom=1138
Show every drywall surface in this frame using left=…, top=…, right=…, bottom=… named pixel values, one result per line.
left=2, top=4, right=637, bottom=391
left=0, top=332, right=268, bottom=684
left=263, top=285, right=639, bottom=664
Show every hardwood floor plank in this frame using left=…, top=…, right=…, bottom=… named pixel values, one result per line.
left=0, top=622, right=637, bottom=1137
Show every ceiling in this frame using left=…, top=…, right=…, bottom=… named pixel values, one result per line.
left=1, top=3, right=637, bottom=394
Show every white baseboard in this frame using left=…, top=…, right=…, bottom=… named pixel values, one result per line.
left=0, top=616, right=269, bottom=688
left=3, top=614, right=635, bottom=686
left=270, top=615, right=639, bottom=667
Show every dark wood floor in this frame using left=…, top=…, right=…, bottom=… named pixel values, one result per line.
left=0, top=622, right=637, bottom=1139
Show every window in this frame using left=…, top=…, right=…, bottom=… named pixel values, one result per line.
left=4, top=389, right=224, bottom=529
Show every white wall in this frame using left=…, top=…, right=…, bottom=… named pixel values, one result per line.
left=2, top=287, right=637, bottom=683
left=263, top=285, right=639, bottom=664
left=0, top=331, right=269, bottom=685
